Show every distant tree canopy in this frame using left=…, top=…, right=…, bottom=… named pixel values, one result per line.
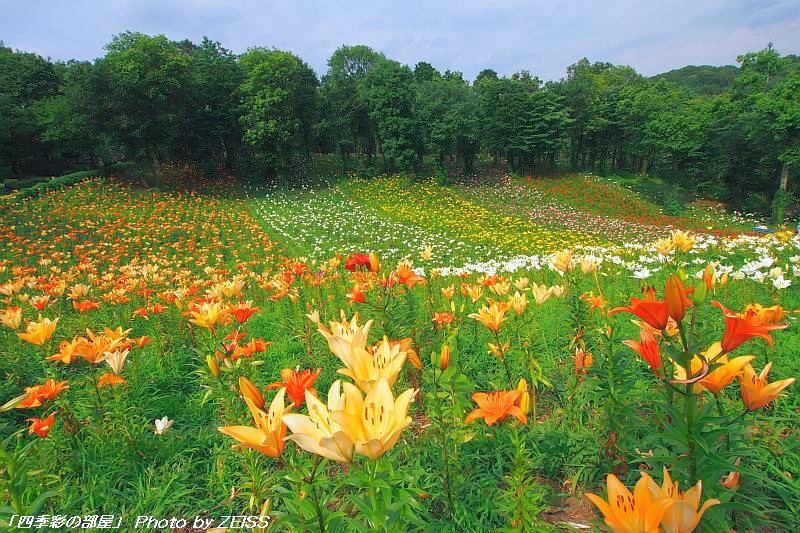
left=1, top=35, right=799, bottom=205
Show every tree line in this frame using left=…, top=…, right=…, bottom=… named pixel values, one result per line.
left=1, top=32, right=798, bottom=205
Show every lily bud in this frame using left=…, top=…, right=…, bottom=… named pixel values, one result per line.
left=408, top=348, right=423, bottom=370
left=665, top=275, right=689, bottom=322
left=238, top=376, right=264, bottom=409
left=719, top=273, right=729, bottom=287
left=516, top=378, right=530, bottom=416
left=721, top=471, right=740, bottom=489
left=703, top=264, right=715, bottom=290
left=692, top=280, right=708, bottom=306
left=368, top=252, right=381, bottom=273
left=206, top=355, right=220, bottom=378
left=439, top=345, right=451, bottom=370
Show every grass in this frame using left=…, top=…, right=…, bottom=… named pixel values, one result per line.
left=1, top=168, right=798, bottom=531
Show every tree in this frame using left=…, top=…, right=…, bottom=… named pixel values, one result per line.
left=0, top=44, right=61, bottom=176
left=414, top=69, right=480, bottom=172
left=361, top=59, right=419, bottom=172
left=319, top=45, right=385, bottom=159
left=239, top=48, right=318, bottom=176
left=185, top=38, right=243, bottom=170
left=99, top=32, right=193, bottom=174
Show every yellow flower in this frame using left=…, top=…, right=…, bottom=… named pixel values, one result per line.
left=550, top=250, right=573, bottom=274
left=440, top=284, right=455, bottom=300
left=580, top=257, right=599, bottom=273
left=47, top=337, right=87, bottom=365
left=516, top=379, right=530, bottom=416
left=468, top=299, right=510, bottom=333
left=530, top=282, right=552, bottom=305
left=671, top=230, right=696, bottom=253
left=332, top=378, right=416, bottom=460
left=461, top=283, right=483, bottom=303
left=508, top=291, right=529, bottom=315
left=697, top=343, right=754, bottom=395
left=219, top=388, right=291, bottom=458
left=318, top=311, right=373, bottom=362
left=337, top=337, right=408, bottom=392
left=18, top=316, right=58, bottom=346
left=0, top=306, right=22, bottom=330
left=282, top=381, right=355, bottom=463
left=655, top=238, right=674, bottom=256
left=188, top=301, right=230, bottom=330
left=587, top=473, right=674, bottom=533
left=738, top=362, right=795, bottom=411
left=645, top=467, right=720, bottom=533
left=420, top=244, right=433, bottom=262
left=513, top=277, right=529, bottom=291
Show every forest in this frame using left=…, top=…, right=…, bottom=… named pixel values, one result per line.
left=1, top=32, right=798, bottom=213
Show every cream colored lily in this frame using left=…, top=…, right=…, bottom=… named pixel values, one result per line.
left=282, top=381, right=355, bottom=463
left=337, top=337, right=408, bottom=393
left=317, top=312, right=373, bottom=363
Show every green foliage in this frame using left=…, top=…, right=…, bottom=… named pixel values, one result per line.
left=651, top=64, right=738, bottom=95
left=239, top=48, right=318, bottom=177
left=771, top=188, right=795, bottom=226
left=361, top=60, right=419, bottom=172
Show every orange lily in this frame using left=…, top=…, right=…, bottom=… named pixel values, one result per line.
left=738, top=363, right=795, bottom=411
left=609, top=290, right=669, bottom=331
left=98, top=373, right=127, bottom=387
left=239, top=376, right=265, bottom=409
left=711, top=301, right=787, bottom=352
left=266, top=367, right=321, bottom=407
left=17, top=379, right=69, bottom=408
left=645, top=467, right=720, bottom=533
left=27, top=413, right=56, bottom=438
left=465, top=390, right=527, bottom=426
left=623, top=328, right=663, bottom=377
left=664, top=275, right=692, bottom=323
left=586, top=473, right=674, bottom=533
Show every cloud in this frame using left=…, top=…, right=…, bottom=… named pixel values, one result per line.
left=1, top=0, right=798, bottom=80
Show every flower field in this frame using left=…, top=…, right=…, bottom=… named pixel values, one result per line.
left=1, top=172, right=799, bottom=531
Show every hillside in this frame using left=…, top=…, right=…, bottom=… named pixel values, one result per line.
left=651, top=64, right=738, bottom=94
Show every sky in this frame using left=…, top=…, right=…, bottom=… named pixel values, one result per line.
left=2, top=0, right=799, bottom=81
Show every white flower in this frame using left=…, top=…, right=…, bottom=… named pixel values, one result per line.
left=773, top=276, right=791, bottom=289
left=154, top=416, right=173, bottom=435
left=104, top=349, right=129, bottom=375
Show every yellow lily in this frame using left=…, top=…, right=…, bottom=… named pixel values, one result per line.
left=335, top=336, right=408, bottom=393
left=18, top=316, right=58, bottom=346
left=697, top=342, right=754, bottom=395
left=219, top=387, right=291, bottom=458
left=738, top=362, right=795, bottom=411
left=530, top=282, right=553, bottom=305
left=332, top=378, right=416, bottom=460
left=318, top=311, right=373, bottom=363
